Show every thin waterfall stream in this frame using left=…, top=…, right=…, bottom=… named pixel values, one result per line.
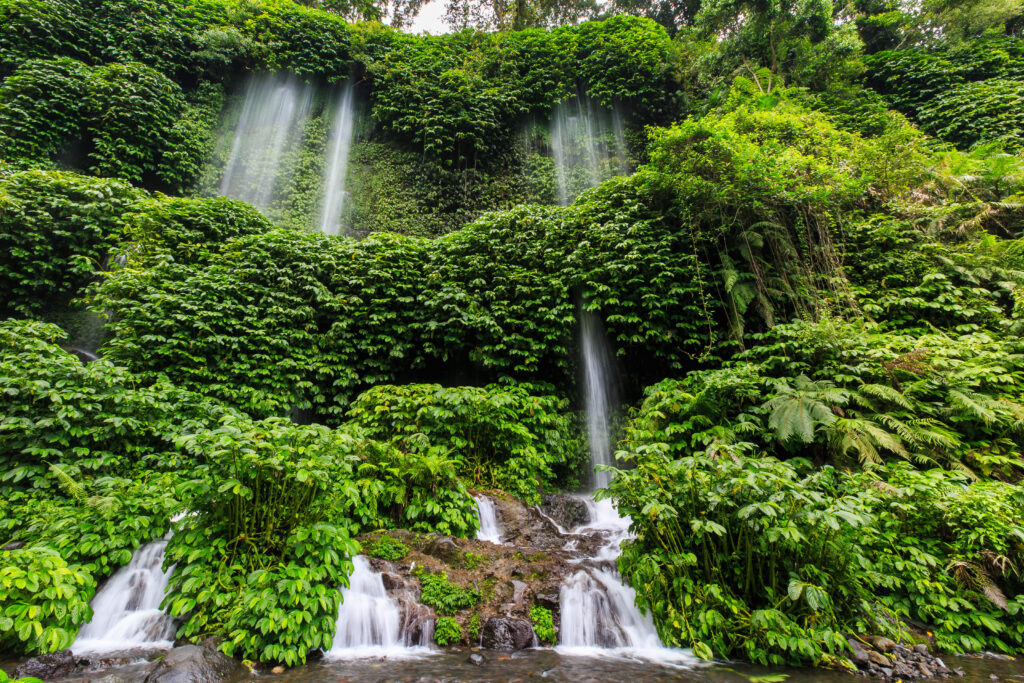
left=318, top=83, right=357, bottom=236
left=549, top=96, right=629, bottom=206
left=474, top=494, right=504, bottom=544
left=218, top=73, right=314, bottom=212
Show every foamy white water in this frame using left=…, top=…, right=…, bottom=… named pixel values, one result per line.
left=327, top=556, right=432, bottom=659
left=474, top=495, right=504, bottom=544
left=73, top=540, right=175, bottom=653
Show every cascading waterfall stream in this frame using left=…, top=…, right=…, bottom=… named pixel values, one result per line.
left=73, top=540, right=176, bottom=653
left=218, top=73, right=314, bottom=211
left=549, top=97, right=629, bottom=206
left=327, top=556, right=429, bottom=659
left=579, top=308, right=619, bottom=490
left=318, top=83, right=357, bottom=236
left=557, top=310, right=695, bottom=664
left=474, top=494, right=504, bottom=544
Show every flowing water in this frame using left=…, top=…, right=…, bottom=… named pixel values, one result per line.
left=218, top=73, right=314, bottom=211
left=579, top=308, right=619, bottom=490
left=474, top=494, right=504, bottom=544
left=550, top=96, right=629, bottom=206
left=327, top=556, right=430, bottom=659
left=317, top=83, right=357, bottom=236
left=72, top=540, right=175, bottom=653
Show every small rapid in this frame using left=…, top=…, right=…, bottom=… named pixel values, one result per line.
left=327, top=556, right=431, bottom=659
left=474, top=494, right=504, bottom=544
left=73, top=540, right=176, bottom=653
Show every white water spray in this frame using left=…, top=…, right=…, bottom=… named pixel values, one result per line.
left=318, top=83, right=357, bottom=235
left=579, top=308, right=618, bottom=490
left=328, top=556, right=428, bottom=659
left=219, top=73, right=314, bottom=211
left=474, top=495, right=504, bottom=544
left=73, top=540, right=175, bottom=653
left=549, top=96, right=629, bottom=206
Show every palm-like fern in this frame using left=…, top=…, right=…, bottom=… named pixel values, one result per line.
left=762, top=375, right=849, bottom=444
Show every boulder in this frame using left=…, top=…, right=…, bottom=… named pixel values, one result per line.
left=870, top=636, right=897, bottom=653
left=16, top=650, right=84, bottom=679
left=480, top=618, right=535, bottom=651
left=142, top=642, right=242, bottom=683
left=467, top=652, right=486, bottom=666
left=868, top=650, right=891, bottom=667
left=423, top=536, right=462, bottom=563
left=539, top=495, right=589, bottom=531
left=846, top=637, right=871, bottom=668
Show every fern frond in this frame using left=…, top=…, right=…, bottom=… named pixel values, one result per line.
left=49, top=464, right=86, bottom=502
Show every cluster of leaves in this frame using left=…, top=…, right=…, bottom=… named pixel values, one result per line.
left=0, top=548, right=94, bottom=654
left=866, top=34, right=1024, bottom=150
left=0, top=59, right=221, bottom=189
left=433, top=616, right=463, bottom=645
left=364, top=535, right=409, bottom=561
left=0, top=169, right=269, bottom=317
left=529, top=604, right=556, bottom=644
left=347, top=383, right=581, bottom=502
left=610, top=452, right=1024, bottom=664
left=415, top=569, right=479, bottom=615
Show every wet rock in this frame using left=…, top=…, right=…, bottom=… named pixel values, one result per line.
left=481, top=618, right=535, bottom=651
left=846, top=637, right=871, bottom=668
left=919, top=663, right=934, bottom=677
left=870, top=636, right=897, bottom=653
left=16, top=650, right=84, bottom=679
left=540, top=495, right=589, bottom=531
left=424, top=536, right=462, bottom=563
left=535, top=593, right=559, bottom=611
left=467, top=653, right=485, bottom=666
left=1, top=541, right=25, bottom=551
left=142, top=642, right=242, bottom=683
left=892, top=662, right=916, bottom=680
left=381, top=571, right=405, bottom=590
left=915, top=643, right=930, bottom=655
left=868, top=651, right=891, bottom=667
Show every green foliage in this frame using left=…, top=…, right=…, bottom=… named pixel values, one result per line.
left=467, top=611, right=482, bottom=642
left=365, top=535, right=409, bottom=561
left=463, top=551, right=484, bottom=570
left=416, top=569, right=478, bottom=615
left=347, top=383, right=579, bottom=502
left=0, top=171, right=139, bottom=316
left=867, top=35, right=1024, bottom=150
left=165, top=416, right=360, bottom=666
left=434, top=616, right=463, bottom=646
left=0, top=670, right=44, bottom=683
left=0, top=548, right=94, bottom=655
left=530, top=604, right=556, bottom=644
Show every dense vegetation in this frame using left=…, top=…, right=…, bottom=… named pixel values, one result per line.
left=0, top=0, right=1022, bottom=673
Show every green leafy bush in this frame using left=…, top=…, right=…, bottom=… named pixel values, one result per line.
left=416, top=570, right=478, bottom=615
left=365, top=535, right=409, bottom=561
left=0, top=548, right=94, bottom=654
left=165, top=416, right=361, bottom=666
left=530, top=604, right=556, bottom=644
left=347, top=383, right=580, bottom=502
left=433, top=616, right=463, bottom=646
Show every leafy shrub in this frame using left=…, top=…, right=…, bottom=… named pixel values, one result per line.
left=416, top=570, right=478, bottom=615
left=433, top=616, right=463, bottom=646
left=530, top=605, right=556, bottom=644
left=347, top=384, right=580, bottom=503
left=365, top=535, right=409, bottom=561
left=0, top=171, right=139, bottom=316
left=0, top=669, right=43, bottom=683
left=467, top=611, right=482, bottom=642
left=0, top=319, right=231, bottom=490
left=165, top=416, right=361, bottom=666
left=0, top=548, right=94, bottom=654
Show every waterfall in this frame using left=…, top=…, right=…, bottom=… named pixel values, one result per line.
left=549, top=96, right=629, bottom=206
left=218, top=73, right=314, bottom=212
left=318, top=83, right=357, bottom=236
left=579, top=308, right=619, bottom=490
left=474, top=495, right=504, bottom=544
left=73, top=540, right=175, bottom=653
left=557, top=309, right=694, bottom=664
left=327, top=556, right=427, bottom=659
